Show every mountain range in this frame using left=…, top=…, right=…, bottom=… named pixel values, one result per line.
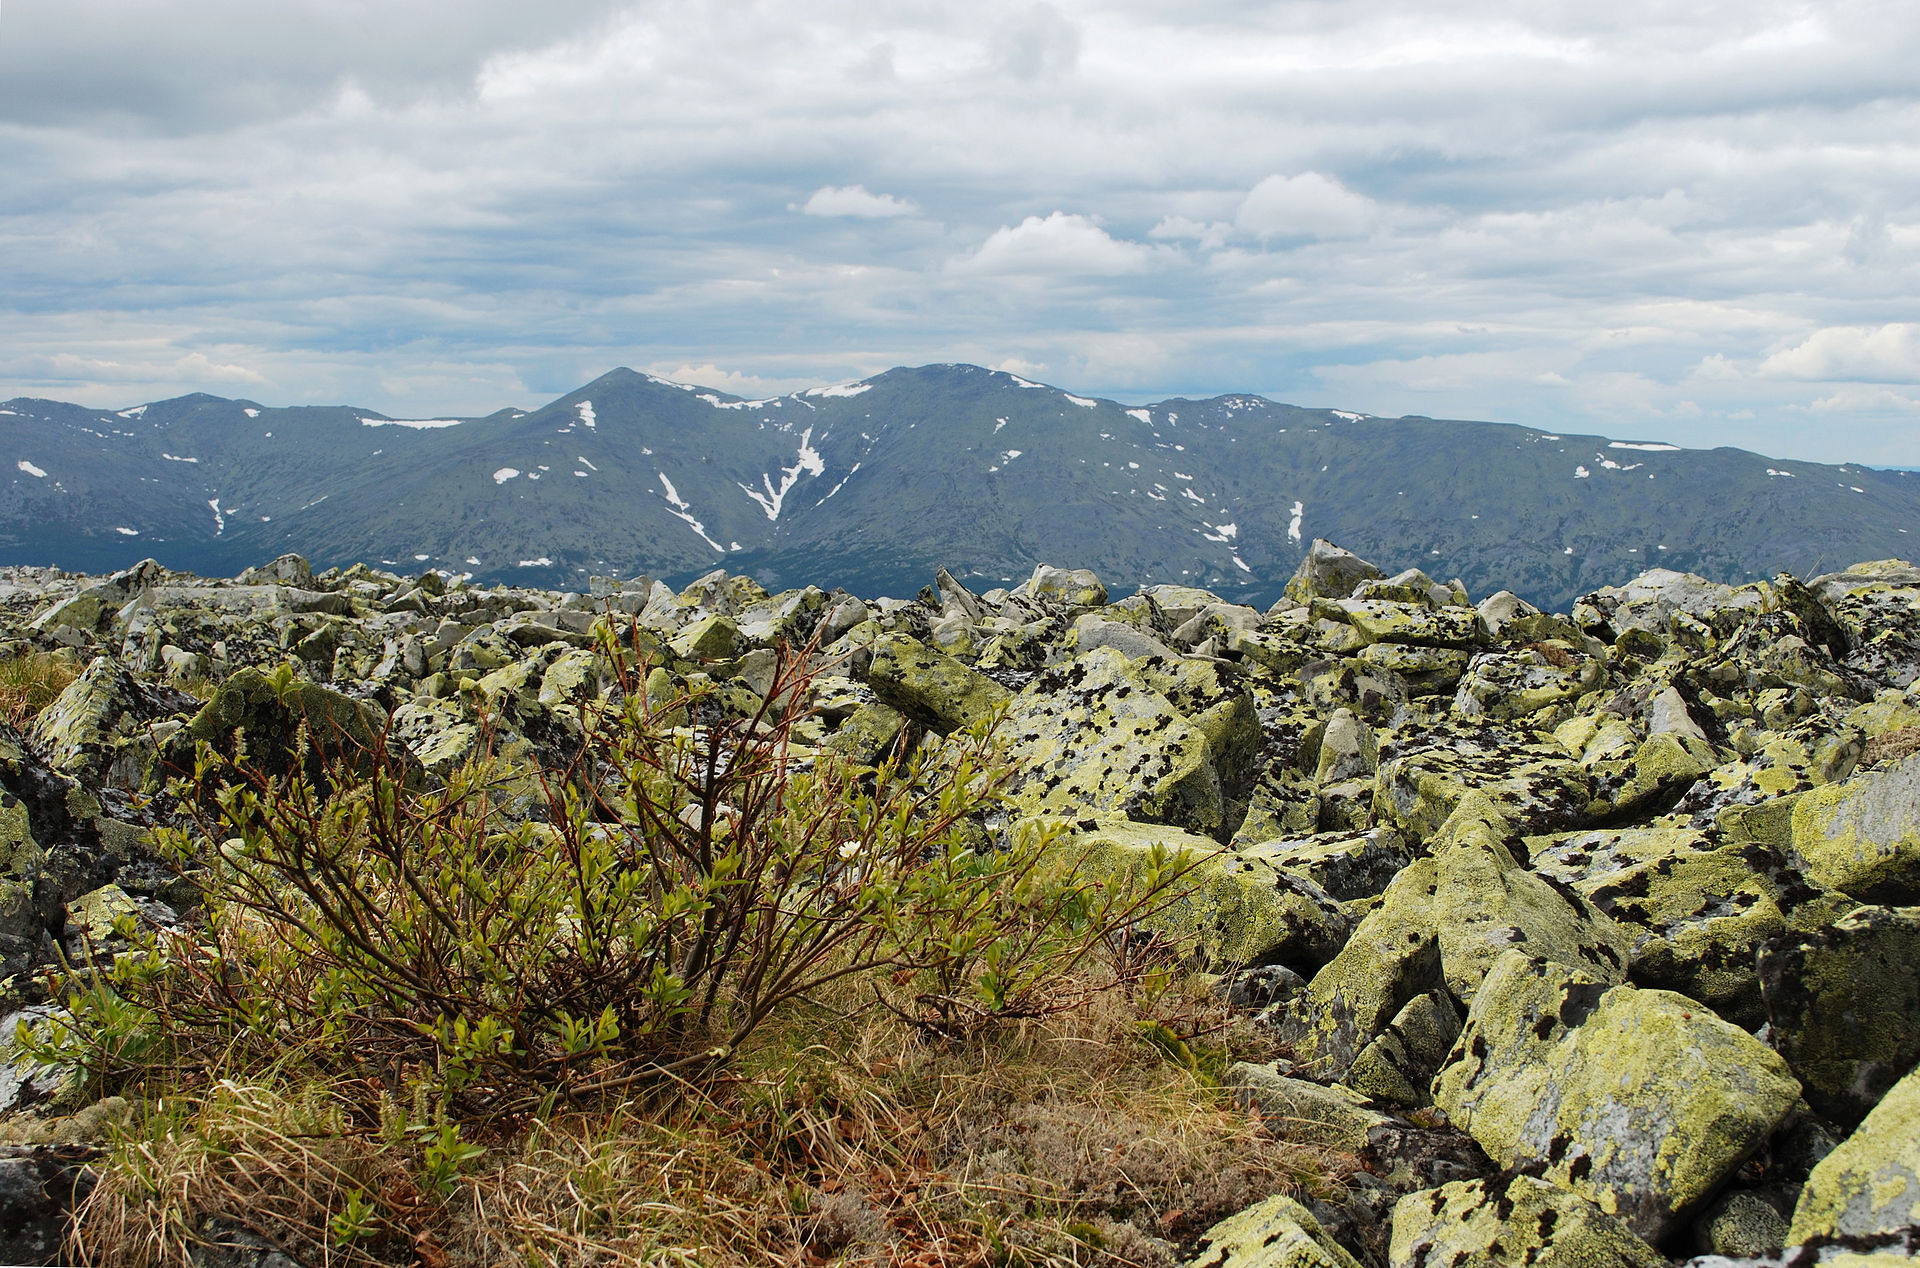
left=3, top=363, right=1916, bottom=610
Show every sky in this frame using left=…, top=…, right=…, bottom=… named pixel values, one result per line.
left=2, top=1, right=1918, bottom=466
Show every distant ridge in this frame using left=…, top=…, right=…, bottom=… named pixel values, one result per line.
left=2, top=363, right=1916, bottom=610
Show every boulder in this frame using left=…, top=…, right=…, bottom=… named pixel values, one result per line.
left=1238, top=827, right=1410, bottom=903
left=1024, top=564, right=1107, bottom=609
left=1346, top=989, right=1461, bottom=1108
left=1183, top=1192, right=1364, bottom=1268
left=1788, top=1062, right=1920, bottom=1244
left=1389, top=1175, right=1663, bottom=1268
left=1435, top=949, right=1801, bottom=1242
left=1285, top=540, right=1384, bottom=605
left=1789, top=751, right=1920, bottom=901
left=865, top=633, right=1009, bottom=735
left=1429, top=794, right=1630, bottom=999
left=1001, top=649, right=1222, bottom=834
left=152, top=664, right=392, bottom=793
left=1373, top=721, right=1596, bottom=846
left=1532, top=828, right=1788, bottom=1028
left=1758, top=904, right=1920, bottom=1124
left=1224, top=1062, right=1396, bottom=1150
left=1265, top=857, right=1444, bottom=1081
left=1046, top=818, right=1351, bottom=970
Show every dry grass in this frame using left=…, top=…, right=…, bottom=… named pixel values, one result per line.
left=0, top=650, right=78, bottom=728
left=72, top=972, right=1353, bottom=1268
left=1862, top=724, right=1920, bottom=767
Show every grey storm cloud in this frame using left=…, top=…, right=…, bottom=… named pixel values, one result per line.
left=1, top=0, right=1918, bottom=464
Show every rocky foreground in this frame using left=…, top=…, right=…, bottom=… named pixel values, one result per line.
left=1, top=540, right=1918, bottom=1265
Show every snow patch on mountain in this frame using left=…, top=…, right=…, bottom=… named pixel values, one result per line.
left=161, top=453, right=199, bottom=463
left=1064, top=394, right=1097, bottom=409
left=658, top=473, right=725, bottom=552
left=803, top=381, right=873, bottom=399
left=208, top=499, right=225, bottom=536
left=116, top=405, right=147, bottom=419
left=1126, top=408, right=1152, bottom=425
left=16, top=461, right=46, bottom=478
left=738, top=427, right=826, bottom=521
left=1610, top=441, right=1681, bottom=452
left=1287, top=501, right=1305, bottom=542
left=575, top=401, right=596, bottom=429
left=359, top=416, right=464, bottom=430
left=493, top=468, right=521, bottom=484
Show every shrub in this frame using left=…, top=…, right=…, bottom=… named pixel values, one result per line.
left=41, top=638, right=1193, bottom=1122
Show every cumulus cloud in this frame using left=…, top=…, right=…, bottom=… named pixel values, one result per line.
left=797, top=186, right=919, bottom=219
left=1235, top=173, right=1379, bottom=240
left=1760, top=325, right=1920, bottom=381
left=952, top=213, right=1158, bottom=276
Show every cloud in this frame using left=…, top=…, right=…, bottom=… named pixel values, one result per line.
left=1235, top=173, right=1379, bottom=240
left=1760, top=325, right=1920, bottom=382
left=0, top=1, right=1918, bottom=463
left=797, top=186, right=919, bottom=219
left=952, top=213, right=1157, bottom=276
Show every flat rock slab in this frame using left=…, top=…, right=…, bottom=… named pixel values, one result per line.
left=1435, top=949, right=1801, bottom=1243
left=1389, top=1174, right=1663, bottom=1268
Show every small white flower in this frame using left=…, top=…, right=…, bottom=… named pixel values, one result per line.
left=836, top=840, right=862, bottom=861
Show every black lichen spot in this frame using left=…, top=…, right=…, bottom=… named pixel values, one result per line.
left=1567, top=1154, right=1593, bottom=1181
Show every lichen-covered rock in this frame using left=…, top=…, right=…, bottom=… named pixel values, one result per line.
left=1453, top=648, right=1607, bottom=721
left=1682, top=720, right=1864, bottom=832
left=1355, top=642, right=1474, bottom=696
left=1758, top=904, right=1920, bottom=1124
left=669, top=612, right=746, bottom=661
left=1024, top=563, right=1107, bottom=609
left=27, top=654, right=191, bottom=790
left=1043, top=817, right=1350, bottom=970
left=1435, top=949, right=1801, bottom=1242
left=1430, top=795, right=1630, bottom=998
left=1789, top=751, right=1920, bottom=901
left=1788, top=1062, right=1920, bottom=1244
left=1532, top=827, right=1790, bottom=1028
left=1373, top=721, right=1596, bottom=846
left=389, top=697, right=486, bottom=776
left=1239, top=827, right=1410, bottom=903
left=865, top=632, right=1010, bottom=735
left=1184, top=1192, right=1365, bottom=1268
left=1002, top=649, right=1222, bottom=834
left=1691, top=1190, right=1789, bottom=1258
left=153, top=664, right=391, bottom=792
left=1285, top=540, right=1384, bottom=606
left=1811, top=559, right=1920, bottom=688
left=1389, top=1174, right=1663, bottom=1268
left=1224, top=1062, right=1396, bottom=1150
left=1586, top=730, right=1720, bottom=819
left=1338, top=600, right=1487, bottom=651
left=1347, top=989, right=1461, bottom=1108
left=1136, top=656, right=1262, bottom=796
left=1266, top=857, right=1443, bottom=1081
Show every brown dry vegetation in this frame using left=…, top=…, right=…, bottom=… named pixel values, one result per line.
left=0, top=649, right=78, bottom=728
left=1862, top=723, right=1920, bottom=767
left=71, top=974, right=1351, bottom=1267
